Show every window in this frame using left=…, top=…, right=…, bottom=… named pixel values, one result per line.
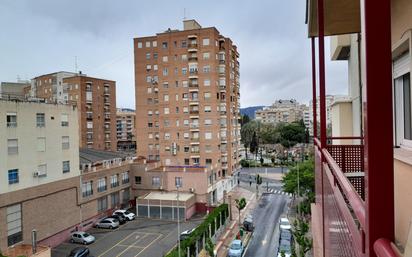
left=183, top=107, right=189, bottom=113
left=184, top=159, right=190, bottom=165
left=97, top=196, right=108, bottom=212
left=182, top=54, right=188, bottom=61
left=181, top=40, right=187, bottom=48
left=153, top=64, right=158, bottom=71
left=62, top=136, right=70, bottom=149
left=59, top=113, right=68, bottom=127
left=36, top=113, right=45, bottom=127
left=162, top=42, right=168, bottom=48
left=37, top=164, right=47, bottom=177
left=7, top=139, right=18, bottom=155
left=163, top=68, right=168, bottom=76
left=7, top=204, right=22, bottom=246
left=137, top=42, right=143, bottom=48
left=135, top=176, right=142, bottom=184
left=111, top=192, right=120, bottom=207
left=182, top=81, right=188, bottom=87
left=97, top=178, right=107, bottom=192
left=163, top=94, right=169, bottom=102
left=184, top=132, right=189, bottom=139
left=8, top=169, right=19, bottom=184
left=164, top=133, right=170, bottom=140
left=182, top=67, right=187, bottom=75
left=146, top=53, right=151, bottom=59
left=86, top=91, right=92, bottom=101
left=154, top=53, right=158, bottom=59
left=205, top=145, right=212, bottom=153
left=206, top=159, right=212, bottom=165
left=203, top=52, right=210, bottom=60
left=164, top=107, right=170, bottom=114
left=175, top=177, right=183, bottom=188
left=204, top=106, right=211, bottom=112
left=37, top=137, right=46, bottom=152
left=205, top=119, right=212, bottom=125
left=176, top=107, right=179, bottom=113
left=146, top=41, right=151, bottom=47
left=6, top=113, right=17, bottom=128
left=202, top=38, right=210, bottom=46
left=152, top=176, right=160, bottom=187
left=111, top=174, right=119, bottom=188
left=152, top=41, right=157, bottom=47
left=122, top=171, right=129, bottom=184
left=184, top=146, right=190, bottom=152
left=205, top=132, right=212, bottom=140
left=162, top=56, right=168, bottom=62
left=204, top=92, right=211, bottom=100
left=204, top=79, right=211, bottom=86
left=395, top=72, right=412, bottom=146
left=184, top=119, right=189, bottom=126
left=63, top=161, right=70, bottom=173
left=203, top=65, right=210, bottom=73
left=146, top=76, right=152, bottom=83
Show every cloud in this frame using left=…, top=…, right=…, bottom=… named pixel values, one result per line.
left=0, top=0, right=347, bottom=108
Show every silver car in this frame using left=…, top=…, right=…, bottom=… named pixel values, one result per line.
left=95, top=218, right=119, bottom=229
left=70, top=231, right=95, bottom=245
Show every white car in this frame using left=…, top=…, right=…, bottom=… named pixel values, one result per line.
left=70, top=231, right=95, bottom=245
left=227, top=239, right=243, bottom=257
left=279, top=217, right=291, bottom=231
left=95, top=218, right=119, bottom=229
left=113, top=209, right=135, bottom=221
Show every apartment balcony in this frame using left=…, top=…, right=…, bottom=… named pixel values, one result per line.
left=190, top=110, right=199, bottom=115
left=189, top=81, right=199, bottom=88
left=104, top=127, right=110, bottom=131
left=188, top=54, right=198, bottom=62
left=190, top=123, right=199, bottom=131
left=219, top=59, right=225, bottom=65
left=104, top=89, right=110, bottom=96
left=188, top=34, right=197, bottom=39
left=188, top=43, right=198, bottom=52
left=190, top=137, right=200, bottom=144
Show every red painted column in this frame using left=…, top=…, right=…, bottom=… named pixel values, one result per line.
left=317, top=0, right=326, bottom=256
left=318, top=0, right=327, bottom=149
left=311, top=37, right=318, bottom=139
left=361, top=0, right=394, bottom=256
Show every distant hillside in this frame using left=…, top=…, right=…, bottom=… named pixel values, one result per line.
left=240, top=106, right=265, bottom=119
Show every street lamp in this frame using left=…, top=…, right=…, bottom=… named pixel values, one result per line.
left=176, top=178, right=182, bottom=257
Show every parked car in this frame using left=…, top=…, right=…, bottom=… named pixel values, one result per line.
left=279, top=217, right=291, bottom=231
left=227, top=239, right=243, bottom=257
left=180, top=228, right=196, bottom=241
left=280, top=229, right=292, bottom=242
left=277, top=239, right=291, bottom=257
left=108, top=214, right=126, bottom=225
left=67, top=247, right=90, bottom=257
left=243, top=216, right=254, bottom=232
left=113, top=209, right=135, bottom=221
left=70, top=232, right=95, bottom=245
left=95, top=218, right=119, bottom=229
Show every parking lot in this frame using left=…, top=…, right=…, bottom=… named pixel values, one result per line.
left=52, top=217, right=202, bottom=257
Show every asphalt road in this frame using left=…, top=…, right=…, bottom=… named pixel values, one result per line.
left=52, top=218, right=202, bottom=257
left=244, top=193, right=289, bottom=257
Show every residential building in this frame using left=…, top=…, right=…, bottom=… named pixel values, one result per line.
left=255, top=99, right=307, bottom=125
left=30, top=72, right=117, bottom=151
left=0, top=99, right=80, bottom=251
left=116, top=108, right=136, bottom=151
left=133, top=19, right=241, bottom=207
left=0, top=81, right=30, bottom=100
left=307, top=0, right=410, bottom=256
left=63, top=75, right=117, bottom=151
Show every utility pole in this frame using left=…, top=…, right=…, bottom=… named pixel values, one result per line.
left=266, top=168, right=269, bottom=192
left=176, top=179, right=182, bottom=257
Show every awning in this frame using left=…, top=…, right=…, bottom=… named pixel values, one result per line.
left=307, top=0, right=361, bottom=37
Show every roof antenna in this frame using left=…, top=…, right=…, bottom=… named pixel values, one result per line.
left=75, top=56, right=78, bottom=73
left=183, top=8, right=186, bottom=20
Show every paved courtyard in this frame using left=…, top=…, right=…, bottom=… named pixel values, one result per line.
left=52, top=217, right=202, bottom=257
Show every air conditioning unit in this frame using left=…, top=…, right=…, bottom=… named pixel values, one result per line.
left=189, top=188, right=195, bottom=193
left=159, top=186, right=163, bottom=190
left=33, top=171, right=39, bottom=177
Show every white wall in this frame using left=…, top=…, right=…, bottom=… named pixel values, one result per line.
left=0, top=100, right=80, bottom=194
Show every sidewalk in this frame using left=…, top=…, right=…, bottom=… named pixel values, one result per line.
left=215, top=186, right=257, bottom=257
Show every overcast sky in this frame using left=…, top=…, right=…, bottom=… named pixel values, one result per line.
left=0, top=0, right=348, bottom=109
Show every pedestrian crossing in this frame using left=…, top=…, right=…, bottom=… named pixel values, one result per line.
left=265, top=189, right=293, bottom=197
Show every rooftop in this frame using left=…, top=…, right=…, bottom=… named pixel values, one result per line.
left=79, top=148, right=134, bottom=165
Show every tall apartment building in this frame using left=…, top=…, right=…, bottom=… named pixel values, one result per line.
left=255, top=99, right=307, bottom=125
left=64, top=75, right=117, bottom=151
left=0, top=99, right=80, bottom=250
left=134, top=20, right=241, bottom=205
left=30, top=72, right=117, bottom=151
left=116, top=108, right=136, bottom=151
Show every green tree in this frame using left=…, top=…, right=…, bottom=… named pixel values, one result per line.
left=250, top=131, right=258, bottom=158
left=241, top=121, right=259, bottom=159
left=277, top=120, right=307, bottom=148
left=282, top=159, right=315, bottom=197
left=235, top=197, right=247, bottom=226
left=240, top=114, right=250, bottom=126
left=205, top=237, right=215, bottom=257
left=292, top=218, right=312, bottom=257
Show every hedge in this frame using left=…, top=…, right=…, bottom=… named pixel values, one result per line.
left=165, top=203, right=229, bottom=257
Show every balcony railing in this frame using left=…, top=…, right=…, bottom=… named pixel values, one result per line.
left=314, top=137, right=366, bottom=256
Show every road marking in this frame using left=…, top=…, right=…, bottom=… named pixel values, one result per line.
left=117, top=244, right=144, bottom=248
left=135, top=233, right=163, bottom=257
left=98, top=232, right=138, bottom=257
left=118, top=234, right=149, bottom=256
